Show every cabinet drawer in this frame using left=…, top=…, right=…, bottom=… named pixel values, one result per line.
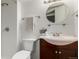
left=57, top=41, right=78, bottom=50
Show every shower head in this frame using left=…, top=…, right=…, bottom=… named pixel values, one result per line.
left=1, top=3, right=8, bottom=6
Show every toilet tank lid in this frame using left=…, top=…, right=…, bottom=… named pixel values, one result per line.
left=23, top=38, right=37, bottom=41
left=12, top=50, right=31, bottom=59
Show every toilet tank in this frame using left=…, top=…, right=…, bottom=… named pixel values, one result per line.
left=22, top=39, right=36, bottom=51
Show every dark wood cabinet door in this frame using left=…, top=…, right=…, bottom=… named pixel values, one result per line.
left=58, top=41, right=78, bottom=59
left=40, top=39, right=58, bottom=59
left=40, top=38, right=78, bottom=59
left=58, top=49, right=77, bottom=59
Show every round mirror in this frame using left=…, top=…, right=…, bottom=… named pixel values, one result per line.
left=46, top=3, right=69, bottom=23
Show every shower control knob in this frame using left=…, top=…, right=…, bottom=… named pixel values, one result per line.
left=5, top=27, right=10, bottom=32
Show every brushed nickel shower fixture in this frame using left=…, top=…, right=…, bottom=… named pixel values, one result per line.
left=4, top=27, right=10, bottom=32
left=1, top=3, right=8, bottom=6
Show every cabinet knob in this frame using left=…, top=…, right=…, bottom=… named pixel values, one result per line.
left=59, top=51, right=62, bottom=54
left=55, top=51, right=58, bottom=54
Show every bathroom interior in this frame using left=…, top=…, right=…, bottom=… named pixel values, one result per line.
left=1, top=0, right=78, bottom=59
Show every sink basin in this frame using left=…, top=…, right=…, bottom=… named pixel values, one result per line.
left=40, top=36, right=78, bottom=45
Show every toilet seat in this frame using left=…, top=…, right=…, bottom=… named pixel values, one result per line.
left=12, top=50, right=31, bottom=59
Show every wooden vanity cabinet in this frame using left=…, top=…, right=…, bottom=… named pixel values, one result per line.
left=40, top=38, right=78, bottom=59
left=40, top=39, right=58, bottom=59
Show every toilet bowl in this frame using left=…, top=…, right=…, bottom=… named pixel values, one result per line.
left=12, top=50, right=31, bottom=59
left=12, top=39, right=36, bottom=59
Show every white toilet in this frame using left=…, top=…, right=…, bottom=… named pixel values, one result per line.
left=12, top=39, right=36, bottom=59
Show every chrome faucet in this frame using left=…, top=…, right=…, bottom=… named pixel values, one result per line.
left=53, top=32, right=62, bottom=36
